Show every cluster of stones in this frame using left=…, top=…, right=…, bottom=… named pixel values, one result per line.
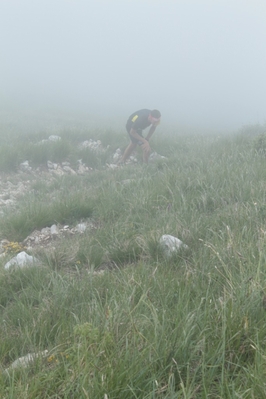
left=78, top=139, right=105, bottom=152
left=0, top=180, right=31, bottom=215
left=22, top=221, right=93, bottom=250
left=18, top=135, right=167, bottom=173
left=0, top=220, right=96, bottom=270
left=46, top=160, right=91, bottom=176
left=107, top=149, right=166, bottom=169
left=19, top=136, right=105, bottom=174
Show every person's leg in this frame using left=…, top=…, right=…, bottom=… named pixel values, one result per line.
left=120, top=141, right=137, bottom=163
left=120, top=125, right=139, bottom=163
left=142, top=146, right=151, bottom=163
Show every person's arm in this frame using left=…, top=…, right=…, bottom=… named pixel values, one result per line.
left=130, top=128, right=150, bottom=153
left=130, top=128, right=147, bottom=144
left=145, top=125, right=157, bottom=141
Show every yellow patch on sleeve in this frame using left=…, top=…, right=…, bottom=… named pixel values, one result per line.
left=131, top=115, right=138, bottom=122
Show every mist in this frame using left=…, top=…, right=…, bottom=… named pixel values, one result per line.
left=1, top=0, right=266, bottom=131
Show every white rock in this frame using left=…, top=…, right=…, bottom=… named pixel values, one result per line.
left=4, top=350, right=48, bottom=373
left=79, top=139, right=103, bottom=152
left=79, top=140, right=89, bottom=149
left=75, top=223, right=87, bottom=233
left=19, top=161, right=32, bottom=172
left=41, top=227, right=50, bottom=235
left=77, top=164, right=88, bottom=175
left=128, top=155, right=138, bottom=163
left=149, top=152, right=166, bottom=161
left=4, top=251, right=39, bottom=270
left=48, top=135, right=61, bottom=142
left=113, top=148, right=122, bottom=161
left=63, top=166, right=77, bottom=175
left=50, top=224, right=59, bottom=235
left=50, top=168, right=65, bottom=176
left=47, top=161, right=55, bottom=169
left=27, top=236, right=35, bottom=242
left=0, top=199, right=15, bottom=207
left=106, top=163, right=119, bottom=170
left=159, top=234, right=188, bottom=256
left=20, top=160, right=29, bottom=167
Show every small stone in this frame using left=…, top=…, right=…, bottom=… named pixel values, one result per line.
left=77, top=164, right=87, bottom=175
left=76, top=223, right=87, bottom=233
left=19, top=161, right=32, bottom=172
left=50, top=168, right=65, bottom=176
left=63, top=166, right=77, bottom=175
left=50, top=224, right=59, bottom=235
left=159, top=234, right=188, bottom=257
left=47, top=161, right=55, bottom=169
left=41, top=227, right=51, bottom=235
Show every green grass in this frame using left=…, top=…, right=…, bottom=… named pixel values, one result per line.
left=0, top=189, right=94, bottom=242
left=1, top=125, right=266, bottom=397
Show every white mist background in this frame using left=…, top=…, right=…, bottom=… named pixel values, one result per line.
left=1, top=0, right=266, bottom=130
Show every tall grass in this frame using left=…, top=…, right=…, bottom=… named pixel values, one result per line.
left=1, top=128, right=266, bottom=397
left=0, top=188, right=94, bottom=242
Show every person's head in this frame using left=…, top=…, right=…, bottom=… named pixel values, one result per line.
left=149, top=109, right=161, bottom=125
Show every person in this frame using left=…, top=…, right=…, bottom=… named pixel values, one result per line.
left=120, top=109, right=161, bottom=164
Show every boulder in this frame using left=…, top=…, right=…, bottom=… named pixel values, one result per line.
left=4, top=251, right=39, bottom=270
left=159, top=234, right=188, bottom=256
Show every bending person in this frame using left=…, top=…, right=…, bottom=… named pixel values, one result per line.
left=121, top=109, right=161, bottom=164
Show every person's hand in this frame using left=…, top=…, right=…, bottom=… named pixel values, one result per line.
left=141, top=140, right=151, bottom=153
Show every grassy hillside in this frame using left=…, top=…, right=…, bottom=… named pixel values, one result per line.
left=0, top=124, right=266, bottom=398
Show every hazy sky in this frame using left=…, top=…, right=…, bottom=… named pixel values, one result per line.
left=1, top=0, right=266, bottom=129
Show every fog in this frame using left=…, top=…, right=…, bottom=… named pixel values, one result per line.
left=1, top=0, right=266, bottom=131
